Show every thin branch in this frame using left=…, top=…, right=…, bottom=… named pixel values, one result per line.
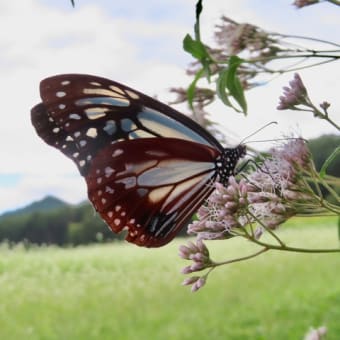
left=212, top=247, right=269, bottom=266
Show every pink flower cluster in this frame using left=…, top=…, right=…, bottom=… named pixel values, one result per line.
left=277, top=73, right=309, bottom=110
left=179, top=240, right=211, bottom=292
left=214, top=16, right=275, bottom=56
left=188, top=138, right=314, bottom=241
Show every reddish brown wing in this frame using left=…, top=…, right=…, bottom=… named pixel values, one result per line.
left=86, top=138, right=220, bottom=247
left=31, top=74, right=226, bottom=247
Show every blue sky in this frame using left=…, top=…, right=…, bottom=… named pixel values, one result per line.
left=0, top=0, right=339, bottom=214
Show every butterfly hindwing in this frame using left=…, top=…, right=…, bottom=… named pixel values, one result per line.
left=86, top=138, right=219, bottom=247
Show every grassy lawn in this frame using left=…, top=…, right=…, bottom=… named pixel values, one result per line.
left=0, top=216, right=339, bottom=339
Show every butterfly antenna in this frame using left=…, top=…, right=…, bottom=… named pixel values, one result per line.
left=239, top=121, right=278, bottom=144
left=246, top=137, right=308, bottom=144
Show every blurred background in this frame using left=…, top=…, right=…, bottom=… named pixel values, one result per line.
left=0, top=0, right=339, bottom=214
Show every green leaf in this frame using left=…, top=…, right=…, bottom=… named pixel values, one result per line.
left=319, top=146, right=340, bottom=178
left=187, top=68, right=205, bottom=110
left=183, top=34, right=209, bottom=61
left=227, top=56, right=247, bottom=114
left=216, top=68, right=234, bottom=108
left=216, top=56, right=247, bottom=114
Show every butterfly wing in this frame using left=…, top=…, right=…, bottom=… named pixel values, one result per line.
left=86, top=138, right=219, bottom=247
left=31, top=74, right=223, bottom=174
left=31, top=74, right=224, bottom=247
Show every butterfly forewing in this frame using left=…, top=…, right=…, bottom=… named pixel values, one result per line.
left=31, top=74, right=245, bottom=247
left=36, top=74, right=222, bottom=161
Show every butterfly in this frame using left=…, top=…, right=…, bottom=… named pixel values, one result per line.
left=31, top=74, right=246, bottom=247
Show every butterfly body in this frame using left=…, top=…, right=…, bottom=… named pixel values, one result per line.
left=31, top=74, right=245, bottom=247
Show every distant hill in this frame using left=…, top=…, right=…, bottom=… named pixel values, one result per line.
left=0, top=195, right=119, bottom=246
left=0, top=196, right=69, bottom=219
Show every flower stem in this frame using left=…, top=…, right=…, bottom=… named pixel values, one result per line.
left=310, top=104, right=340, bottom=130
left=212, top=247, right=269, bottom=266
left=248, top=211, right=286, bottom=247
left=248, top=238, right=340, bottom=254
left=275, top=33, right=340, bottom=48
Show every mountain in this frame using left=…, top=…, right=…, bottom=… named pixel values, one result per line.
left=0, top=196, right=116, bottom=246
left=0, top=196, right=69, bottom=218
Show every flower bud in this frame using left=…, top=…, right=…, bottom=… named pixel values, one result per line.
left=191, top=277, right=206, bottom=292
left=182, top=276, right=200, bottom=286
left=254, top=226, right=264, bottom=240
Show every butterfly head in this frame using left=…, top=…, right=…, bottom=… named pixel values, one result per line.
left=216, top=144, right=246, bottom=186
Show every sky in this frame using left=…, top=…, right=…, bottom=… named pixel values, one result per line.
left=0, top=0, right=339, bottom=214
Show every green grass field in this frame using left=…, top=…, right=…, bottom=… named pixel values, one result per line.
left=0, top=217, right=339, bottom=340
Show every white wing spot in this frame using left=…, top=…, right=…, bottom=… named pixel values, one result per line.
left=116, top=176, right=136, bottom=189
left=104, top=166, right=114, bottom=177
left=109, top=85, right=125, bottom=95
left=145, top=150, right=168, bottom=157
left=129, top=218, right=135, bottom=224
left=65, top=122, right=70, bottom=127
left=107, top=211, right=113, bottom=218
left=86, top=155, right=92, bottom=161
left=86, top=127, right=98, bottom=138
left=61, top=80, right=70, bottom=86
left=69, top=113, right=81, bottom=120
left=103, top=120, right=116, bottom=135
left=85, top=108, right=107, bottom=120
left=114, top=218, right=120, bottom=226
left=79, top=140, right=87, bottom=147
left=96, top=169, right=100, bottom=174
left=125, top=90, right=140, bottom=99
left=73, top=152, right=79, bottom=158
left=74, top=131, right=81, bottom=138
left=83, top=88, right=117, bottom=96
left=97, top=177, right=102, bottom=184
left=52, top=127, right=60, bottom=133
left=90, top=82, right=101, bottom=86
left=115, top=205, right=121, bottom=212
left=66, top=136, right=73, bottom=141
left=112, top=149, right=123, bottom=157
left=105, top=186, right=114, bottom=194
left=79, top=160, right=86, bottom=167
left=101, top=198, right=107, bottom=204
left=56, top=91, right=66, bottom=98
left=97, top=190, right=103, bottom=196
left=58, top=104, right=66, bottom=109
left=130, top=230, right=138, bottom=237
left=120, top=211, right=126, bottom=217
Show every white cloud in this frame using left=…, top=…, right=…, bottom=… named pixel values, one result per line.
left=0, top=0, right=339, bottom=213
left=0, top=0, right=193, bottom=213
